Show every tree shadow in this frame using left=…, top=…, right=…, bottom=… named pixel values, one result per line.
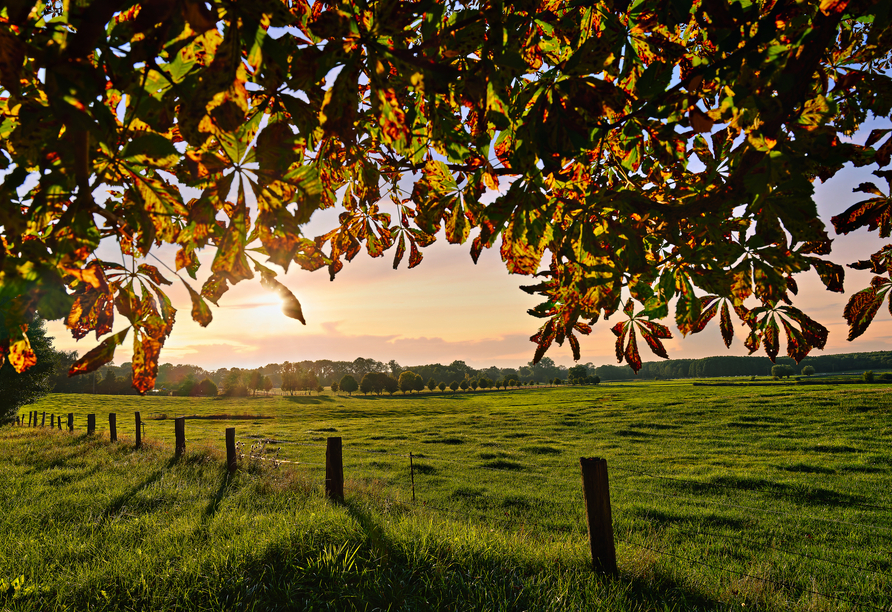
left=96, top=457, right=178, bottom=524
left=282, top=396, right=335, bottom=405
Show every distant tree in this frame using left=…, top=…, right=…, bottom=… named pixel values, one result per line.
left=263, top=376, right=274, bottom=395
left=195, top=378, right=218, bottom=397
left=449, top=381, right=459, bottom=392
left=553, top=378, right=563, bottom=385
left=359, top=373, right=375, bottom=395
left=303, top=370, right=319, bottom=394
left=801, top=365, right=816, bottom=377
left=248, top=370, right=263, bottom=396
left=399, top=371, right=418, bottom=394
left=0, top=317, right=63, bottom=424
left=340, top=375, right=358, bottom=396
left=470, top=379, right=479, bottom=391
left=508, top=378, right=517, bottom=388
left=330, top=380, right=340, bottom=394
left=388, top=360, right=403, bottom=378
left=413, top=373, right=425, bottom=393
left=427, top=378, right=437, bottom=392
left=222, top=369, right=246, bottom=396
left=178, top=373, right=197, bottom=397
left=771, top=365, right=794, bottom=379
left=588, top=375, right=601, bottom=385
left=568, top=364, right=588, bottom=384
left=863, top=370, right=875, bottom=383
left=478, top=378, right=491, bottom=390
left=316, top=384, right=325, bottom=394
left=460, top=380, right=469, bottom=391
left=382, top=375, right=399, bottom=396
left=438, top=382, right=447, bottom=392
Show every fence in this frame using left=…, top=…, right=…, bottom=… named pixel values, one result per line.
left=10, top=411, right=892, bottom=611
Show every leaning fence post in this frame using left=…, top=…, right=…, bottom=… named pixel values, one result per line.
left=109, top=413, right=117, bottom=442
left=580, top=457, right=618, bottom=576
left=67, top=413, right=73, bottom=432
left=409, top=452, right=416, bottom=502
left=41, top=412, right=46, bottom=427
left=135, top=412, right=142, bottom=448
left=326, top=437, right=344, bottom=502
left=226, top=427, right=236, bottom=474
left=87, top=414, right=95, bottom=434
left=175, top=417, right=186, bottom=457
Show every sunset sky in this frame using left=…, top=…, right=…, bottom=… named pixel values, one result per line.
left=45, top=122, right=892, bottom=372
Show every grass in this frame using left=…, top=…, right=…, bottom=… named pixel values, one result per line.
left=2, top=381, right=891, bottom=610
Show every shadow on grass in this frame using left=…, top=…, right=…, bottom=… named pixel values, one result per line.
left=204, top=470, right=234, bottom=519
left=665, top=474, right=867, bottom=508
left=97, top=457, right=178, bottom=524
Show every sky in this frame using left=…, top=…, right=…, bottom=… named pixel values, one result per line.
left=44, top=125, right=892, bottom=372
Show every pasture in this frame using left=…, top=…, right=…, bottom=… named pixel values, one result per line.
left=2, top=381, right=891, bottom=611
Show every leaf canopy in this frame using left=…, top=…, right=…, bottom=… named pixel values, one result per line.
left=1, top=0, right=892, bottom=390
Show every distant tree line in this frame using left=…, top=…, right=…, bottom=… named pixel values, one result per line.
left=45, top=349, right=892, bottom=396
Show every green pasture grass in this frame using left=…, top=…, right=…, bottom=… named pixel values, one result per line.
left=2, top=382, right=891, bottom=610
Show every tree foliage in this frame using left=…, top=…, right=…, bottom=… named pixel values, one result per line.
left=339, top=374, right=358, bottom=396
left=2, top=0, right=892, bottom=391
left=0, top=317, right=62, bottom=423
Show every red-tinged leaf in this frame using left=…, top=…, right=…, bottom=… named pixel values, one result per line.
left=692, top=297, right=718, bottom=333
left=639, top=319, right=672, bottom=339
left=8, top=334, right=36, bottom=373
left=720, top=300, right=734, bottom=348
left=63, top=262, right=109, bottom=292
left=115, top=283, right=138, bottom=323
left=574, top=321, right=593, bottom=335
left=786, top=276, right=798, bottom=295
left=408, top=239, right=423, bottom=268
left=624, top=327, right=642, bottom=373
left=780, top=318, right=809, bottom=363
left=612, top=321, right=627, bottom=363
left=137, top=263, right=172, bottom=286
left=854, top=182, right=885, bottom=197
left=201, top=272, right=230, bottom=305
left=744, top=329, right=761, bottom=354
left=94, top=293, right=114, bottom=338
left=764, top=316, right=779, bottom=362
left=730, top=263, right=753, bottom=302
left=811, top=259, right=845, bottom=293
left=131, top=332, right=162, bottom=395
left=392, top=233, right=406, bottom=270
left=675, top=279, right=701, bottom=336
left=843, top=286, right=884, bottom=341
left=865, top=129, right=892, bottom=149
left=68, top=328, right=130, bottom=377
left=797, top=313, right=829, bottom=350
left=66, top=291, right=101, bottom=340
left=568, top=332, right=581, bottom=361
left=183, top=280, right=212, bottom=327
left=638, top=322, right=669, bottom=359
left=258, top=270, right=306, bottom=324
left=445, top=203, right=470, bottom=244
left=623, top=298, right=634, bottom=317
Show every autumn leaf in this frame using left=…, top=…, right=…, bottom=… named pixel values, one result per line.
left=68, top=328, right=130, bottom=377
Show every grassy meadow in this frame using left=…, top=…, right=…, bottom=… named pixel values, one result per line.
left=1, top=381, right=891, bottom=611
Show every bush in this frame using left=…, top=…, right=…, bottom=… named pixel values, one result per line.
left=863, top=370, right=875, bottom=383
left=195, top=378, right=218, bottom=397
left=330, top=381, right=339, bottom=393
left=771, top=364, right=794, bottom=379
left=801, top=365, right=815, bottom=376
left=879, top=373, right=892, bottom=382
left=438, top=382, right=446, bottom=391
left=339, top=375, right=358, bottom=395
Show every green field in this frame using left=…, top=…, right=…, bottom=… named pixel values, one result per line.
left=2, top=382, right=891, bottom=611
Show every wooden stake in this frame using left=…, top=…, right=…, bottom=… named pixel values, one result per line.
left=50, top=414, right=54, bottom=428
left=226, top=427, right=236, bottom=474
left=109, top=413, right=117, bottom=442
left=135, top=412, right=142, bottom=448
left=87, top=414, right=95, bottom=434
left=580, top=457, right=618, bottom=576
left=325, top=437, right=344, bottom=502
left=40, top=412, right=45, bottom=427
left=67, top=413, right=73, bottom=432
left=57, top=415, right=61, bottom=430
left=175, top=417, right=186, bottom=457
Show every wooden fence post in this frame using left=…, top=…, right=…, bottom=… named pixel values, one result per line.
left=41, top=412, right=45, bottom=427
left=87, top=414, right=95, bottom=434
left=175, top=417, right=186, bottom=457
left=109, top=413, right=117, bottom=442
left=226, top=427, right=236, bottom=474
left=16, top=416, right=20, bottom=426
left=409, top=452, right=416, bottom=502
left=67, top=413, right=73, bottom=432
left=135, top=412, right=142, bottom=448
left=580, top=457, right=618, bottom=576
left=50, top=414, right=54, bottom=428
left=326, top=437, right=344, bottom=502
left=57, top=416, right=61, bottom=430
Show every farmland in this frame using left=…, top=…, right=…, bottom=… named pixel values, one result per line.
left=2, top=381, right=891, bottom=611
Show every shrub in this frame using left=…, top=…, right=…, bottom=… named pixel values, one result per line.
left=330, top=381, right=339, bottom=393
left=195, top=378, right=218, bottom=397
left=863, top=370, right=875, bottom=383
left=438, top=382, right=447, bottom=391
left=801, top=365, right=815, bottom=376
left=449, top=381, right=459, bottom=392
left=339, top=375, right=358, bottom=395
